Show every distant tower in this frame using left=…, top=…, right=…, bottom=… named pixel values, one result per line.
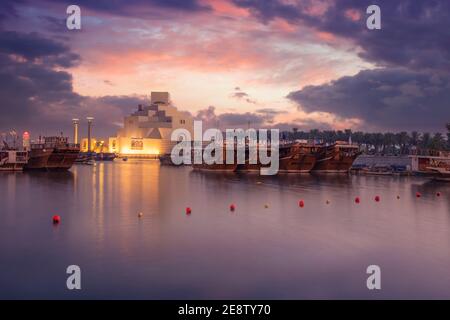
left=22, top=131, right=30, bottom=151
left=72, top=118, right=79, bottom=144
left=86, top=117, right=94, bottom=153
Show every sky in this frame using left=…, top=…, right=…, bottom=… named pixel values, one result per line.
left=0, top=0, right=449, bottom=139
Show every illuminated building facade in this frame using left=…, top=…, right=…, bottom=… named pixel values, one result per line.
left=80, top=138, right=109, bottom=153
left=109, top=92, right=193, bottom=157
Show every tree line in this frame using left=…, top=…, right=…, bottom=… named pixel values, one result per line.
left=281, top=123, right=450, bottom=155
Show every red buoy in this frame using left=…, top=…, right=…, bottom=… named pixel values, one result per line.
left=375, top=195, right=380, bottom=202
left=52, top=215, right=61, bottom=224
left=186, top=207, right=192, bottom=215
left=416, top=192, right=421, bottom=198
left=355, top=197, right=360, bottom=204
left=230, top=204, right=236, bottom=211
left=298, top=200, right=304, bottom=208
left=436, top=192, right=441, bottom=197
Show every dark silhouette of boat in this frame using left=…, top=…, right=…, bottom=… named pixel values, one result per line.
left=95, top=152, right=116, bottom=161
left=311, top=142, right=361, bottom=173
left=191, top=141, right=360, bottom=174
left=24, top=136, right=80, bottom=171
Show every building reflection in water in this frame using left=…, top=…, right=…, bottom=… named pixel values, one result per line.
left=2, top=163, right=450, bottom=298
left=78, top=160, right=162, bottom=257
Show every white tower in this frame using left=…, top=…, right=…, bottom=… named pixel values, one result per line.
left=72, top=118, right=79, bottom=144
left=86, top=117, right=94, bottom=153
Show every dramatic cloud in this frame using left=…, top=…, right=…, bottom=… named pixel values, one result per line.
left=49, top=0, right=211, bottom=18
left=1, top=0, right=449, bottom=135
left=233, top=0, right=450, bottom=131
left=0, top=28, right=146, bottom=137
left=234, top=0, right=450, bottom=70
left=77, top=0, right=209, bottom=14
left=0, top=31, right=80, bottom=67
left=193, top=105, right=335, bottom=132
left=288, top=68, right=450, bottom=131
left=0, top=1, right=19, bottom=26
left=194, top=106, right=278, bottom=128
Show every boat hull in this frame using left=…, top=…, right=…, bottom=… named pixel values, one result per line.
left=25, top=137, right=80, bottom=171
left=1, top=150, right=28, bottom=171
left=95, top=153, right=116, bottom=161
left=426, top=166, right=450, bottom=182
left=278, top=153, right=317, bottom=173
left=193, top=163, right=238, bottom=171
left=0, top=164, right=25, bottom=171
left=46, top=148, right=79, bottom=170
left=24, top=149, right=53, bottom=170
left=312, top=145, right=360, bottom=173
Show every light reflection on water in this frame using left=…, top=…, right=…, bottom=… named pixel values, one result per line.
left=0, top=160, right=449, bottom=299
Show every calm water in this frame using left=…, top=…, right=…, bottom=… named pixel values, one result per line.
left=0, top=161, right=449, bottom=299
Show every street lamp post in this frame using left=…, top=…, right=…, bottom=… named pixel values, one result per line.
left=72, top=118, right=79, bottom=145
left=86, top=117, right=94, bottom=153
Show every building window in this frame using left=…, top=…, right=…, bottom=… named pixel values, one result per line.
left=180, top=119, right=186, bottom=124
left=131, top=138, right=143, bottom=150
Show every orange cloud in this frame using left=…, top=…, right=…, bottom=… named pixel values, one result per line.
left=316, top=31, right=336, bottom=42
left=206, top=0, right=249, bottom=17
left=303, top=0, right=331, bottom=17
left=345, top=9, right=362, bottom=21
left=270, top=18, right=297, bottom=33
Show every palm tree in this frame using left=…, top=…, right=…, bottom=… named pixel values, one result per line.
left=309, top=129, right=320, bottom=140
left=352, top=131, right=364, bottom=144
left=292, top=128, right=298, bottom=140
left=430, top=132, right=446, bottom=150
left=383, top=132, right=395, bottom=154
left=411, top=131, right=420, bottom=147
left=322, top=130, right=336, bottom=143
left=420, top=132, right=431, bottom=149
left=374, top=133, right=384, bottom=153
left=397, top=131, right=410, bottom=154
left=344, top=129, right=352, bottom=142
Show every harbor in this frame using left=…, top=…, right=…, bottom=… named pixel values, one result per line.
left=1, top=92, right=450, bottom=299
left=1, top=104, right=450, bottom=298
left=1, top=92, right=450, bottom=180
left=1, top=160, right=450, bottom=299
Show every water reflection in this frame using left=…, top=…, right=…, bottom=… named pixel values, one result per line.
left=0, top=164, right=449, bottom=299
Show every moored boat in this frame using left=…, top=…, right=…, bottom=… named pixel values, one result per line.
left=25, top=136, right=80, bottom=171
left=192, top=142, right=321, bottom=173
left=426, top=165, right=450, bottom=182
left=311, top=141, right=361, bottom=173
left=411, top=153, right=450, bottom=176
left=235, top=142, right=318, bottom=173
left=95, top=152, right=116, bottom=161
left=24, top=146, right=53, bottom=170
left=46, top=137, right=80, bottom=170
left=192, top=146, right=238, bottom=172
left=0, top=150, right=28, bottom=171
